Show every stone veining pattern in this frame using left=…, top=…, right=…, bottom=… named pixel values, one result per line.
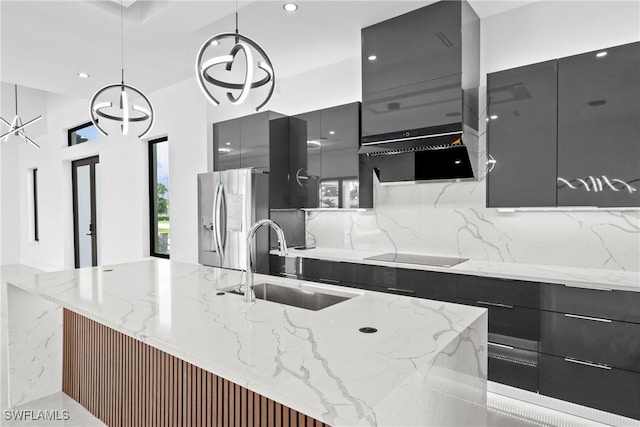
left=7, top=260, right=487, bottom=426
left=306, top=91, right=640, bottom=272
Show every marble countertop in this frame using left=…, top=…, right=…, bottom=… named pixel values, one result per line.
left=6, top=259, right=486, bottom=426
left=273, top=247, right=640, bottom=292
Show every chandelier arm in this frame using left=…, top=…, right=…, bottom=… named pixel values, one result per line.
left=255, top=63, right=275, bottom=112
left=95, top=110, right=149, bottom=122
left=0, top=116, right=42, bottom=140
left=227, top=43, right=253, bottom=105
left=202, top=73, right=270, bottom=90
left=20, top=132, right=40, bottom=149
left=89, top=86, right=110, bottom=137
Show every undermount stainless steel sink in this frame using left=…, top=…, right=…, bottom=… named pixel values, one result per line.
left=221, top=283, right=358, bottom=311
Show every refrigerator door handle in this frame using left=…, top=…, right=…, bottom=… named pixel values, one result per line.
left=219, top=183, right=228, bottom=253
left=213, top=181, right=224, bottom=259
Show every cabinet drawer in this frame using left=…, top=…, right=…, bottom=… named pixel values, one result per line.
left=541, top=311, right=640, bottom=372
left=353, top=264, right=397, bottom=288
left=396, top=269, right=457, bottom=302
left=539, top=353, right=640, bottom=420
left=300, top=258, right=356, bottom=285
left=460, top=300, right=539, bottom=350
left=457, top=275, right=540, bottom=309
left=541, top=283, right=640, bottom=324
left=488, top=343, right=538, bottom=392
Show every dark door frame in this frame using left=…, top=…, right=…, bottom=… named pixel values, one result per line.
left=72, top=156, right=99, bottom=268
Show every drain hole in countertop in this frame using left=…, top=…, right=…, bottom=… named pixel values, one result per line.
left=216, top=292, right=225, bottom=296
left=103, top=269, right=114, bottom=272
left=359, top=327, right=378, bottom=334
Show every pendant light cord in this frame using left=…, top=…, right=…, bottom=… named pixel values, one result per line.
left=14, top=84, right=18, bottom=115
left=121, top=0, right=125, bottom=84
left=235, top=0, right=239, bottom=33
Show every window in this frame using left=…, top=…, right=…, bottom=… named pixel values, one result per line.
left=319, top=177, right=359, bottom=208
left=68, top=122, right=100, bottom=146
left=32, top=168, right=39, bottom=241
left=149, top=137, right=170, bottom=258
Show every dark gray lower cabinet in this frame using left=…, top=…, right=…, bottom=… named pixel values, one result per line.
left=457, top=275, right=541, bottom=309
left=488, top=344, right=538, bottom=392
left=460, top=301, right=539, bottom=351
left=541, top=311, right=640, bottom=373
left=539, top=353, right=640, bottom=420
left=541, top=283, right=640, bottom=324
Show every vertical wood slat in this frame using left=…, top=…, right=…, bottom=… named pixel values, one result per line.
left=62, top=309, right=329, bottom=427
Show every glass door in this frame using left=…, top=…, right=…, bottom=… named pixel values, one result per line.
left=72, top=156, right=100, bottom=268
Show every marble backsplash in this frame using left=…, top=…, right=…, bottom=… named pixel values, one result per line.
left=306, top=101, right=640, bottom=272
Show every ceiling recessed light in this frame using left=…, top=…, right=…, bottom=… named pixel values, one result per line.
left=490, top=115, right=498, bottom=120
left=218, top=147, right=232, bottom=153
left=596, top=51, right=607, bottom=58
left=329, top=131, right=335, bottom=135
left=225, top=142, right=231, bottom=145
left=283, top=3, right=298, bottom=12
left=368, top=55, right=377, bottom=61
left=77, top=72, right=90, bottom=79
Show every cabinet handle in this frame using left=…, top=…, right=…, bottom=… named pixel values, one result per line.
left=387, top=287, right=415, bottom=295
left=486, top=154, right=497, bottom=173
left=564, top=357, right=611, bottom=370
left=488, top=342, right=514, bottom=350
left=477, top=301, right=513, bottom=309
left=564, top=313, right=612, bottom=323
left=318, top=278, right=340, bottom=285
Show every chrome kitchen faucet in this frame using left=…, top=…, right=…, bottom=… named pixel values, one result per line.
left=244, top=219, right=288, bottom=303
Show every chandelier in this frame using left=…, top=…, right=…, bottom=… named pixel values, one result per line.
left=89, top=1, right=154, bottom=138
left=196, top=4, right=275, bottom=111
left=0, top=84, right=43, bottom=149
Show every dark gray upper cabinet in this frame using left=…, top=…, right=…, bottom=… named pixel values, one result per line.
left=557, top=42, right=640, bottom=207
left=213, top=112, right=315, bottom=209
left=239, top=112, right=270, bottom=172
left=487, top=41, right=640, bottom=208
left=294, top=102, right=373, bottom=209
left=361, top=0, right=479, bottom=140
left=487, top=60, right=558, bottom=207
left=213, top=118, right=241, bottom=171
left=361, top=1, right=461, bottom=95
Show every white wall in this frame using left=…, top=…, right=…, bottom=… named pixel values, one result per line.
left=480, top=1, right=640, bottom=82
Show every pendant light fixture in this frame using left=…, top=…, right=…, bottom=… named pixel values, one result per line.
left=89, top=0, right=154, bottom=139
left=0, top=84, right=43, bottom=149
left=196, top=0, right=275, bottom=111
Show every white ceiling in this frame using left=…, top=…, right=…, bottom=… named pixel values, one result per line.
left=1, top=0, right=538, bottom=100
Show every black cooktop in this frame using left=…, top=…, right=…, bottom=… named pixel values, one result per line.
left=363, top=253, right=468, bottom=268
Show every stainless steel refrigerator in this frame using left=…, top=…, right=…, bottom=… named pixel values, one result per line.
left=197, top=168, right=269, bottom=273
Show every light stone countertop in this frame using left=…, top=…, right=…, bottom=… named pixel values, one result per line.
left=273, top=247, right=640, bottom=292
left=6, top=259, right=487, bottom=426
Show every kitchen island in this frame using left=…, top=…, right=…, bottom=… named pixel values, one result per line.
left=5, top=259, right=487, bottom=426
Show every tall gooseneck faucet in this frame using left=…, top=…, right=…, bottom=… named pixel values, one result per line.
left=244, top=219, right=288, bottom=303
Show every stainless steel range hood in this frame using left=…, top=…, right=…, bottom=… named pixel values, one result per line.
left=360, top=0, right=480, bottom=183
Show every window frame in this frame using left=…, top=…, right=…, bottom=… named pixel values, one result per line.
left=33, top=168, right=39, bottom=241
left=67, top=121, right=98, bottom=147
left=148, top=136, right=170, bottom=259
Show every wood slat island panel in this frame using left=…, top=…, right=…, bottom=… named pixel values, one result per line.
left=62, top=309, right=328, bottom=427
